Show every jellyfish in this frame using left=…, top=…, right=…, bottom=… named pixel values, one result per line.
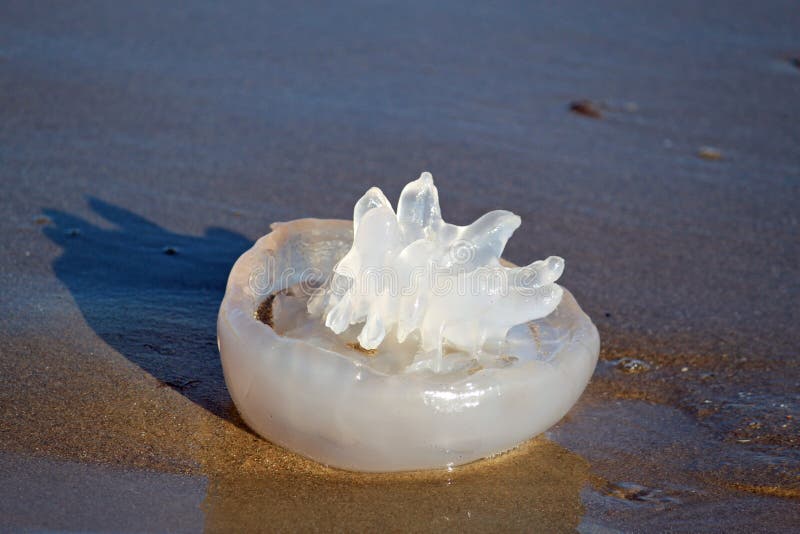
left=218, top=173, right=599, bottom=471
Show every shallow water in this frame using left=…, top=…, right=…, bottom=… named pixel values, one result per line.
left=1, top=0, right=798, bottom=531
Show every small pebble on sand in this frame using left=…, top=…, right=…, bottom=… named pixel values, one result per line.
left=162, top=246, right=179, bottom=255
left=615, top=358, right=651, bottom=374
left=569, top=100, right=602, bottom=119
left=697, top=146, right=723, bottom=160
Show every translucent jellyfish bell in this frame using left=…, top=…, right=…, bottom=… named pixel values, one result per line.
left=218, top=173, right=599, bottom=472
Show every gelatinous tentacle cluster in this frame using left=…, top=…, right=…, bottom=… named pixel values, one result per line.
left=307, top=172, right=564, bottom=371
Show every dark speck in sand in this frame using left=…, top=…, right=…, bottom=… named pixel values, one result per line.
left=158, top=378, right=201, bottom=390
left=569, top=100, right=602, bottom=119
left=605, top=482, right=680, bottom=504
left=614, top=357, right=651, bottom=374
left=162, top=246, right=179, bottom=255
left=790, top=57, right=800, bottom=69
left=604, top=312, right=613, bottom=318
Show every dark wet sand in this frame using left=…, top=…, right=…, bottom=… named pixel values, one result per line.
left=1, top=1, right=798, bottom=531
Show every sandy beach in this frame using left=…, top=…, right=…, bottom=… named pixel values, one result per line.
left=1, top=1, right=798, bottom=531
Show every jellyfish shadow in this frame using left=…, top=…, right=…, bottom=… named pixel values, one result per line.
left=43, top=198, right=252, bottom=424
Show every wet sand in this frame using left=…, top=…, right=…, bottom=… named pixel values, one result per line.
left=1, top=0, right=798, bottom=531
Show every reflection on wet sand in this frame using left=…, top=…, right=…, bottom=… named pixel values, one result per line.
left=200, top=437, right=589, bottom=532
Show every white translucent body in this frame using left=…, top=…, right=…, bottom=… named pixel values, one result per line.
left=307, top=173, right=565, bottom=372
left=217, top=219, right=600, bottom=472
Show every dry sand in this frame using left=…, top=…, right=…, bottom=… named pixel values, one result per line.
left=1, top=0, right=798, bottom=531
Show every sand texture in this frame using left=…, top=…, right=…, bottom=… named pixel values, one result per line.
left=1, top=1, right=798, bottom=531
